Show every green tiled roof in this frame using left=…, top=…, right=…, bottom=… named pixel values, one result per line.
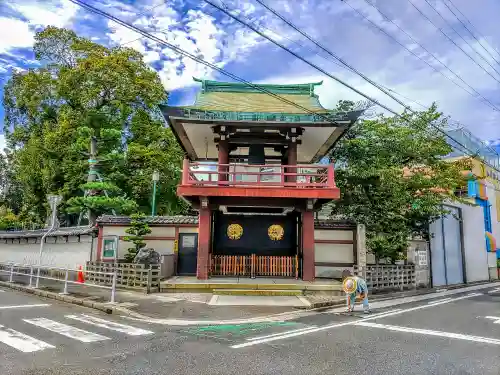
left=185, top=78, right=330, bottom=114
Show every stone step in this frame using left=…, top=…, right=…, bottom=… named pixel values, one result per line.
left=160, top=282, right=342, bottom=293
left=213, top=289, right=304, bottom=296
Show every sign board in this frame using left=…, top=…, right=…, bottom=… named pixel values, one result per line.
left=182, top=235, right=196, bottom=248
left=102, top=237, right=118, bottom=260
left=173, top=240, right=179, bottom=253
left=418, top=251, right=428, bottom=266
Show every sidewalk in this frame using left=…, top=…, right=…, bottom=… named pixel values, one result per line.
left=1, top=272, right=498, bottom=324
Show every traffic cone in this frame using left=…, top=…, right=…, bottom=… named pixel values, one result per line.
left=77, top=265, right=85, bottom=283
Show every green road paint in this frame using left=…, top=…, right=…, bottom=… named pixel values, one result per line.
left=183, top=322, right=300, bottom=338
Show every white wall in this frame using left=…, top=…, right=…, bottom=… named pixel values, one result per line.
left=0, top=235, right=93, bottom=269
left=101, top=225, right=199, bottom=260
left=314, top=228, right=355, bottom=278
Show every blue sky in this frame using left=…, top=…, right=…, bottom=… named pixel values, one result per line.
left=1, top=0, right=500, bottom=152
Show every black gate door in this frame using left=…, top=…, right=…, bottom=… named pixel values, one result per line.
left=177, top=233, right=198, bottom=275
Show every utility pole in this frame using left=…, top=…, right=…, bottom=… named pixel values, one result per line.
left=87, top=136, right=98, bottom=226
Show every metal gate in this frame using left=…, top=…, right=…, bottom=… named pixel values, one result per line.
left=430, top=205, right=465, bottom=286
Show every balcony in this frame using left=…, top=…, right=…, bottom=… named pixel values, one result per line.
left=178, top=160, right=340, bottom=202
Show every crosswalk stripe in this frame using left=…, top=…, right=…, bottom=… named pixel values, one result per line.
left=23, top=318, right=110, bottom=343
left=65, top=314, right=153, bottom=336
left=0, top=325, right=54, bottom=352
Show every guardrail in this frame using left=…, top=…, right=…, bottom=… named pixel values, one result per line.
left=182, top=160, right=335, bottom=189
left=0, top=262, right=117, bottom=303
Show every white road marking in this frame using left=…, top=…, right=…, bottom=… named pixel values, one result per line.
left=0, top=304, right=50, bottom=310
left=0, top=325, right=54, bottom=352
left=488, top=288, right=500, bottom=294
left=23, top=318, right=110, bottom=343
left=230, top=293, right=482, bottom=349
left=484, top=316, right=500, bottom=324
left=427, top=298, right=451, bottom=305
left=65, top=314, right=153, bottom=336
left=0, top=289, right=4, bottom=292
left=333, top=309, right=403, bottom=318
left=246, top=326, right=318, bottom=341
left=356, top=322, right=500, bottom=345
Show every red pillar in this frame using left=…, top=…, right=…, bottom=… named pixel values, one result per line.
left=302, top=210, right=315, bottom=281
left=218, top=140, right=229, bottom=182
left=287, top=141, right=297, bottom=183
left=197, top=206, right=211, bottom=279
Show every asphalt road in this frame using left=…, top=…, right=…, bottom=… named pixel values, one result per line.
left=2, top=284, right=500, bottom=375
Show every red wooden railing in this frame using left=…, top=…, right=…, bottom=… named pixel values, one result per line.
left=182, top=160, right=335, bottom=189
left=211, top=254, right=299, bottom=278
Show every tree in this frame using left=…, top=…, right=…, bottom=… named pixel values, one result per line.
left=330, top=103, right=470, bottom=263
left=0, top=206, right=22, bottom=230
left=2, top=27, right=187, bottom=224
left=122, top=213, right=152, bottom=262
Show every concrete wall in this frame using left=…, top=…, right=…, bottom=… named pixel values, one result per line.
left=0, top=235, right=94, bottom=269
left=406, top=239, right=430, bottom=288
left=101, top=225, right=198, bottom=260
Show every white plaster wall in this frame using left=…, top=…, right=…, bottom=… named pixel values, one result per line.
left=315, top=243, right=354, bottom=263
left=314, top=229, right=353, bottom=241
left=460, top=203, right=490, bottom=282
left=0, top=235, right=93, bottom=269
left=102, top=225, right=198, bottom=259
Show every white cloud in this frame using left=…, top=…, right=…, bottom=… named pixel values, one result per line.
left=0, top=0, right=78, bottom=55
left=0, top=134, right=5, bottom=154
left=0, top=17, right=33, bottom=54
left=15, top=1, right=78, bottom=28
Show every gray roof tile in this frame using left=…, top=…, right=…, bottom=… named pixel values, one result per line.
left=0, top=226, right=96, bottom=239
left=96, top=215, right=199, bottom=225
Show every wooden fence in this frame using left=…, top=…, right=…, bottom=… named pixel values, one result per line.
left=211, top=255, right=299, bottom=278
left=354, top=265, right=416, bottom=291
left=85, top=262, right=161, bottom=293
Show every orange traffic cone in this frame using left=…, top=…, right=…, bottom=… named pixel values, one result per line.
left=77, top=265, right=85, bottom=284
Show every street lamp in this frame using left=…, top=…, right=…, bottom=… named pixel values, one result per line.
left=151, top=170, right=160, bottom=217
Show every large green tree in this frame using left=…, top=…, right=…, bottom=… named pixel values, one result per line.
left=330, top=102, right=470, bottom=262
left=2, top=27, right=187, bottom=225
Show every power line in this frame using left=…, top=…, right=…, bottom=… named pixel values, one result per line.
left=252, top=0, right=412, bottom=113
left=215, top=0, right=480, bottom=134
left=205, top=0, right=500, bottom=173
left=69, top=0, right=500, bottom=175
left=440, top=0, right=500, bottom=67
left=407, top=0, right=500, bottom=85
left=346, top=0, right=500, bottom=113
left=221, top=0, right=478, bottom=143
left=423, top=0, right=500, bottom=79
left=204, top=0, right=417, bottom=117
left=446, top=0, right=500, bottom=60
left=68, top=0, right=361, bottom=128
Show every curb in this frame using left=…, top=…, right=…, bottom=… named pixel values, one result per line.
left=2, top=279, right=498, bottom=321
left=0, top=280, right=116, bottom=315
left=306, top=280, right=498, bottom=309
